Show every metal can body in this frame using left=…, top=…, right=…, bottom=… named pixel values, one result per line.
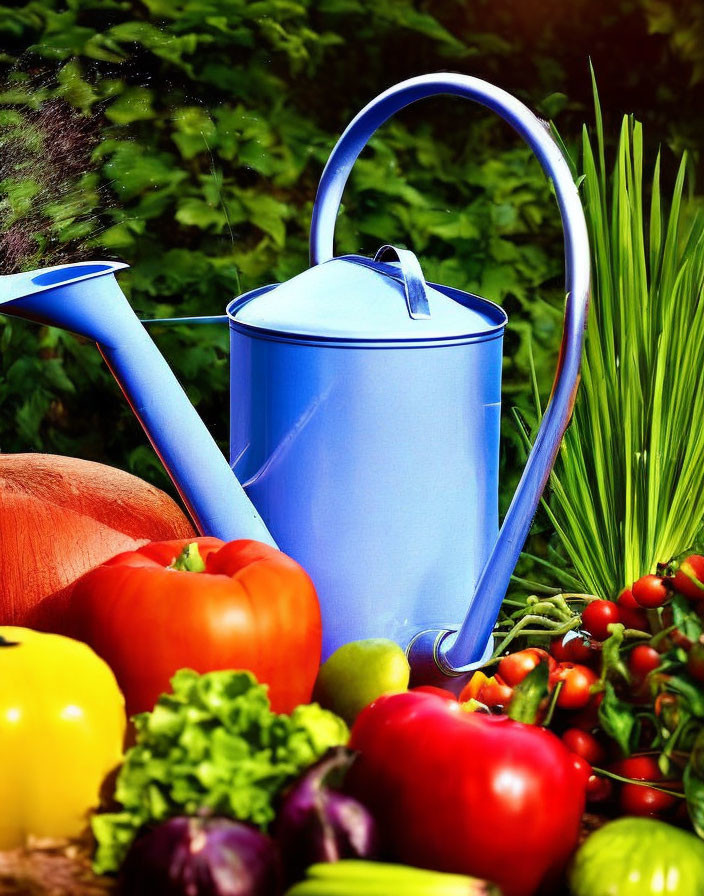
left=229, top=322, right=504, bottom=659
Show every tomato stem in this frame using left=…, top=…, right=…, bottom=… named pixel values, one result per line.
left=650, top=623, right=679, bottom=648
left=542, top=680, right=563, bottom=728
left=590, top=767, right=685, bottom=798
left=490, top=614, right=580, bottom=661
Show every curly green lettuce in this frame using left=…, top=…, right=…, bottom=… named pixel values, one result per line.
left=92, top=668, right=348, bottom=874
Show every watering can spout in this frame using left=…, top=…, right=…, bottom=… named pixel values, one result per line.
left=0, top=261, right=275, bottom=547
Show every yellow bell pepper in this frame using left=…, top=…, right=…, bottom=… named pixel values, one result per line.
left=0, top=627, right=125, bottom=848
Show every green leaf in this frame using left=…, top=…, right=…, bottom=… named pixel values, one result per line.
left=240, top=192, right=289, bottom=246
left=543, top=87, right=704, bottom=597
left=686, top=732, right=704, bottom=839
left=507, top=661, right=549, bottom=723
left=600, top=623, right=631, bottom=684
left=105, top=88, right=156, bottom=125
left=666, top=676, right=704, bottom=719
left=672, top=593, right=704, bottom=642
left=56, top=60, right=98, bottom=113
left=175, top=198, right=227, bottom=231
left=598, top=682, right=638, bottom=755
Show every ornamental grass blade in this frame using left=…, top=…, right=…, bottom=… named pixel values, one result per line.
left=544, top=86, right=704, bottom=598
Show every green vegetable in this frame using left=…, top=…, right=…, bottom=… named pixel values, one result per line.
left=313, top=638, right=410, bottom=725
left=506, top=659, right=549, bottom=723
left=92, top=668, right=348, bottom=875
left=528, top=74, right=704, bottom=598
left=285, top=861, right=500, bottom=896
left=569, top=817, right=704, bottom=896
left=597, top=682, right=638, bottom=756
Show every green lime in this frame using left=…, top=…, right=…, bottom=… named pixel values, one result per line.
left=313, top=638, right=410, bottom=725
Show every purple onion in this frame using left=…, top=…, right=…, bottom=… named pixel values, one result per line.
left=118, top=816, right=283, bottom=896
left=273, top=747, right=379, bottom=882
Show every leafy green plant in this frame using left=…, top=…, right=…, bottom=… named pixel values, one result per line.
left=92, top=668, right=349, bottom=874
left=0, top=0, right=565, bottom=506
left=534, top=81, right=704, bottom=598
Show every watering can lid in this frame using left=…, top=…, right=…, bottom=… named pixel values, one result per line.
left=227, top=253, right=506, bottom=343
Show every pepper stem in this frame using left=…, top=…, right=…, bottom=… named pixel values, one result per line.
left=169, top=542, right=206, bottom=573
left=0, top=635, right=20, bottom=647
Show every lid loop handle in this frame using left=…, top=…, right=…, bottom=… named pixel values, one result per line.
left=373, top=245, right=430, bottom=320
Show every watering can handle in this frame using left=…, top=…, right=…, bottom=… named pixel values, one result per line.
left=309, top=74, right=590, bottom=675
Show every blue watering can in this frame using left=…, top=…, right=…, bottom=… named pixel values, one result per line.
left=0, top=74, right=589, bottom=685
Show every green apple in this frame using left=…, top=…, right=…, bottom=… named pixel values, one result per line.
left=313, top=638, right=410, bottom=725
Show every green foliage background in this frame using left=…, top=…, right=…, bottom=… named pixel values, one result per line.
left=0, top=0, right=702, bottom=518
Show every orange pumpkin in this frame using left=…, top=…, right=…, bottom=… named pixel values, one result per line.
left=0, top=454, right=194, bottom=628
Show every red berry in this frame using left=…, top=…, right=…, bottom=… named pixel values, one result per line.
left=552, top=663, right=599, bottom=710
left=618, top=588, right=649, bottom=632
left=620, top=783, right=677, bottom=817
left=619, top=605, right=649, bottom=632
left=570, top=754, right=593, bottom=787
left=498, top=648, right=555, bottom=687
left=611, top=754, right=662, bottom=781
left=617, top=587, right=639, bottom=609
left=632, top=575, right=669, bottom=609
left=581, top=600, right=621, bottom=641
left=673, top=555, right=704, bottom=601
left=550, top=635, right=596, bottom=665
left=562, top=727, right=606, bottom=765
left=628, top=645, right=661, bottom=681
left=586, top=774, right=612, bottom=802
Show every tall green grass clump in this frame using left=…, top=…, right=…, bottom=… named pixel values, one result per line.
left=543, top=88, right=704, bottom=599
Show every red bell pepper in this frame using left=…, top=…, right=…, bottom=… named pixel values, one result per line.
left=347, top=691, right=587, bottom=896
left=66, top=537, right=322, bottom=716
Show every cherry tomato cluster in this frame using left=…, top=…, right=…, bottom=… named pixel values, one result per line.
left=568, top=742, right=682, bottom=816
left=458, top=646, right=600, bottom=714
left=445, top=554, right=704, bottom=830
left=573, top=557, right=704, bottom=646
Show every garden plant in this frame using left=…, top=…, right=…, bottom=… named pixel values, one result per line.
left=2, top=1, right=704, bottom=895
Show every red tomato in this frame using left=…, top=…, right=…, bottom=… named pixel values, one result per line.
left=619, top=783, right=677, bottom=817
left=561, top=728, right=606, bottom=765
left=581, top=600, right=621, bottom=641
left=550, top=634, right=596, bottom=665
left=570, top=754, right=593, bottom=787
left=688, top=643, right=704, bottom=683
left=619, top=605, right=650, bottom=631
left=66, top=537, right=322, bottom=715
left=348, top=692, right=587, bottom=896
left=552, top=663, right=599, bottom=710
left=617, top=587, right=639, bottom=609
left=628, top=645, right=661, bottom=681
left=632, top=575, right=669, bottom=609
left=673, top=555, right=704, bottom=600
left=498, top=648, right=555, bottom=687
left=412, top=686, right=458, bottom=701
left=477, top=676, right=514, bottom=709
left=586, top=774, right=612, bottom=802
left=617, top=588, right=649, bottom=630
left=611, top=754, right=662, bottom=781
